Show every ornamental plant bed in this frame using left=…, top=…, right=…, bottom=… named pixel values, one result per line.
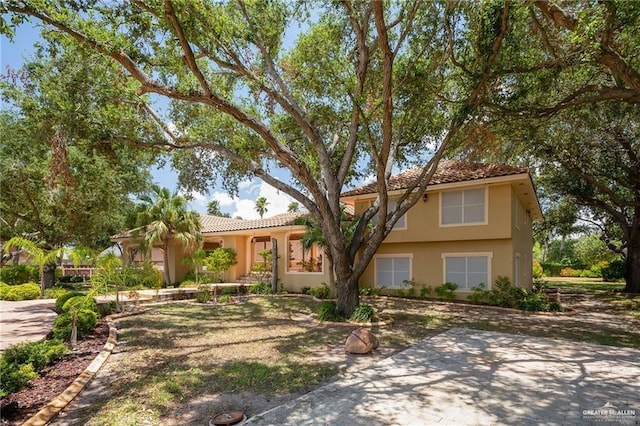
left=0, top=321, right=110, bottom=426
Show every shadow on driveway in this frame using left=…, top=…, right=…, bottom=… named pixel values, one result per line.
left=246, top=328, right=640, bottom=425
left=0, top=299, right=57, bottom=351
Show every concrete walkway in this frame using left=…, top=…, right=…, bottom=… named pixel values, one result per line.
left=246, top=328, right=640, bottom=425
left=0, top=299, right=57, bottom=351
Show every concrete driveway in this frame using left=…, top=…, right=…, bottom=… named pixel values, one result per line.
left=0, top=299, right=57, bottom=351
left=246, top=328, right=640, bottom=425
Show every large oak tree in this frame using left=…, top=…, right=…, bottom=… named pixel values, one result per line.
left=0, top=36, right=163, bottom=275
left=4, top=1, right=639, bottom=311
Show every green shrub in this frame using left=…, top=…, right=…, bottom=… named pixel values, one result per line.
left=2, top=339, right=68, bottom=372
left=53, top=309, right=98, bottom=341
left=467, top=283, right=489, bottom=304
left=0, top=361, right=37, bottom=397
left=218, top=295, right=231, bottom=303
left=467, top=276, right=559, bottom=312
left=434, top=282, right=457, bottom=300
left=55, top=291, right=85, bottom=312
left=96, top=301, right=115, bottom=317
left=0, top=339, right=69, bottom=397
left=301, top=286, right=311, bottom=295
left=360, top=286, right=383, bottom=296
left=350, top=304, right=375, bottom=323
left=419, top=285, right=432, bottom=299
left=541, top=263, right=563, bottom=277
left=44, top=286, right=70, bottom=299
left=57, top=275, right=85, bottom=284
left=0, top=265, right=39, bottom=285
left=309, top=283, right=331, bottom=299
left=602, top=259, right=626, bottom=282
left=195, top=286, right=212, bottom=303
left=549, top=301, right=563, bottom=312
left=2, top=283, right=41, bottom=301
left=0, top=282, right=10, bottom=299
left=317, top=301, right=343, bottom=322
left=517, top=292, right=550, bottom=312
left=179, top=280, right=197, bottom=288
left=532, top=262, right=544, bottom=279
left=250, top=282, right=272, bottom=294
left=62, top=296, right=98, bottom=314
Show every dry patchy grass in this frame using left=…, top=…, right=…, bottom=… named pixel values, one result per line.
left=52, top=292, right=639, bottom=425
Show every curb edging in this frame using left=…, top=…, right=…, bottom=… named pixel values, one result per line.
left=21, top=309, right=150, bottom=426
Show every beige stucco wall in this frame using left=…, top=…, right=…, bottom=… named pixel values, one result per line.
left=359, top=239, right=513, bottom=294
left=354, top=183, right=513, bottom=243
left=511, top=187, right=534, bottom=289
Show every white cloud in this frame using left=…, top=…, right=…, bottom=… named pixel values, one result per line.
left=229, top=181, right=294, bottom=219
left=189, top=179, right=295, bottom=219
left=211, top=191, right=235, bottom=207
left=238, top=179, right=260, bottom=194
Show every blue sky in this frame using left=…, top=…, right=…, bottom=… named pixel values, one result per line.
left=1, top=22, right=297, bottom=219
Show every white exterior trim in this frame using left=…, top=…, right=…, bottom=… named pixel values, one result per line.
left=439, top=186, right=489, bottom=228
left=373, top=253, right=413, bottom=288
left=441, top=252, right=493, bottom=290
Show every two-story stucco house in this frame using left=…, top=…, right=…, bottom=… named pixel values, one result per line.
left=340, top=160, right=542, bottom=295
left=112, top=160, right=542, bottom=294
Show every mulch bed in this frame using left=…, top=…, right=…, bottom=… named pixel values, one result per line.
left=0, top=321, right=110, bottom=426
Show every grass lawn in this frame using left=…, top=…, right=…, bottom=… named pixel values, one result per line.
left=542, top=276, right=625, bottom=292
left=73, top=293, right=639, bottom=425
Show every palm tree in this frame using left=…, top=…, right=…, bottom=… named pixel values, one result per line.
left=255, top=196, right=269, bottom=219
left=207, top=199, right=231, bottom=217
left=137, top=185, right=202, bottom=285
left=3, top=237, right=64, bottom=297
left=287, top=202, right=300, bottom=213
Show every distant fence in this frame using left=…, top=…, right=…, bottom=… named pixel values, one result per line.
left=60, top=267, right=95, bottom=278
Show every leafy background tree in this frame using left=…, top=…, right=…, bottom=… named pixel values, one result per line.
left=207, top=200, right=231, bottom=218
left=0, top=36, right=161, bottom=258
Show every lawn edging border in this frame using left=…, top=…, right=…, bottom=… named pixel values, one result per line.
left=22, top=308, right=150, bottom=426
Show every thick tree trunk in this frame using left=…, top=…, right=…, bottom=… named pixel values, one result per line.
left=334, top=257, right=360, bottom=317
left=43, top=263, right=56, bottom=289
left=624, top=232, right=640, bottom=293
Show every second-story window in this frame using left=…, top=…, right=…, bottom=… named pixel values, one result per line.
left=441, top=188, right=486, bottom=225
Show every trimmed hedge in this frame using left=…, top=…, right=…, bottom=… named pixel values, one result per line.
left=55, top=291, right=85, bottom=312
left=0, top=282, right=40, bottom=301
left=62, top=295, right=98, bottom=314
left=52, top=309, right=98, bottom=341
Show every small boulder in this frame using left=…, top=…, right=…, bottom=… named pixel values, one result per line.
left=345, top=328, right=379, bottom=354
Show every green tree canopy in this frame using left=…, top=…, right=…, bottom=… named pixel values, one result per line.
left=0, top=36, right=161, bottom=250
left=4, top=1, right=639, bottom=310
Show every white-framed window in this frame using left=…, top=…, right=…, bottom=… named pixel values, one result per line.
left=440, top=188, right=486, bottom=226
left=442, top=252, right=492, bottom=291
left=375, top=254, right=412, bottom=288
left=373, top=199, right=407, bottom=230
left=287, top=233, right=323, bottom=273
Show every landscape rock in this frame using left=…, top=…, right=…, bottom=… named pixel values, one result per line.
left=345, top=328, right=378, bottom=354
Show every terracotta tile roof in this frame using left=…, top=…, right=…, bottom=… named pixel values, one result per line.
left=341, top=160, right=530, bottom=197
left=200, top=211, right=307, bottom=233
left=112, top=207, right=357, bottom=240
